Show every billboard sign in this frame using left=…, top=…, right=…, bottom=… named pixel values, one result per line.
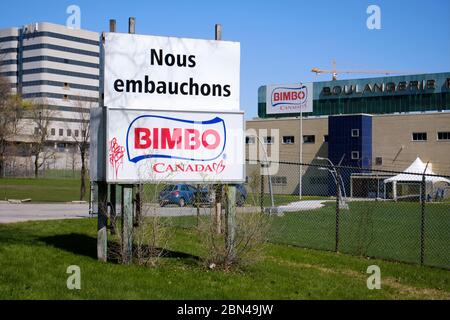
left=106, top=108, right=244, bottom=183
left=104, top=33, right=240, bottom=111
left=266, top=83, right=313, bottom=114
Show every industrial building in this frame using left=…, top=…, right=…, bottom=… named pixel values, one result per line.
left=246, top=72, right=450, bottom=197
left=1, top=22, right=449, bottom=194
left=0, top=22, right=99, bottom=174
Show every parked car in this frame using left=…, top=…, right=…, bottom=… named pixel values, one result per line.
left=159, top=184, right=198, bottom=207
left=199, top=184, right=248, bottom=207
left=235, top=184, right=248, bottom=206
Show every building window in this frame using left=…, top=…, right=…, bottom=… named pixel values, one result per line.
left=351, top=129, right=360, bottom=137
left=263, top=136, right=274, bottom=144
left=59, top=129, right=64, bottom=136
left=323, top=135, right=329, bottom=142
left=412, top=132, right=427, bottom=141
left=271, top=176, right=287, bottom=186
left=437, top=132, right=450, bottom=141
left=82, top=130, right=86, bottom=137
left=51, top=128, right=55, bottom=136
left=245, top=136, right=255, bottom=144
left=351, top=151, right=360, bottom=160
left=282, top=136, right=295, bottom=144
left=34, top=127, right=39, bottom=135
left=375, top=157, right=383, bottom=165
left=74, top=130, right=79, bottom=137
left=67, top=129, right=71, bottom=137
left=303, top=135, right=315, bottom=144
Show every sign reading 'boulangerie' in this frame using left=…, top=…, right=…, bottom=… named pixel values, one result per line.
left=104, top=32, right=240, bottom=111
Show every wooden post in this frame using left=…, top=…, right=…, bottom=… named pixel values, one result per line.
left=225, top=184, right=236, bottom=263
left=134, top=184, right=143, bottom=227
left=214, top=23, right=222, bottom=234
left=129, top=17, right=136, bottom=34
left=96, top=20, right=113, bottom=261
left=97, top=181, right=108, bottom=261
left=109, top=19, right=116, bottom=33
left=215, top=23, right=222, bottom=41
left=109, top=184, right=116, bottom=234
left=122, top=185, right=134, bottom=264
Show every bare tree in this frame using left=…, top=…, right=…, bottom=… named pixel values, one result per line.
left=67, top=100, right=92, bottom=200
left=28, top=100, right=56, bottom=178
left=0, top=76, right=23, bottom=177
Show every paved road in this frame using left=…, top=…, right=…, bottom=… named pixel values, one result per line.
left=0, top=203, right=261, bottom=224
left=0, top=203, right=91, bottom=224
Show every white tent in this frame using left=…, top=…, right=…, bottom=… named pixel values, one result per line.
left=383, top=157, right=450, bottom=200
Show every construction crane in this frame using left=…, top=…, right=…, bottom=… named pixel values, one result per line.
left=311, top=60, right=410, bottom=81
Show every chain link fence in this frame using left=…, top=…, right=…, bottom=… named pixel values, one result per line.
left=100, top=160, right=449, bottom=270
left=93, top=160, right=449, bottom=269
left=252, top=160, right=450, bottom=269
left=5, top=153, right=448, bottom=269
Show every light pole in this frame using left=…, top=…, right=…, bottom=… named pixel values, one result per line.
left=299, top=84, right=303, bottom=200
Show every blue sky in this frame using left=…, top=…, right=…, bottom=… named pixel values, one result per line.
left=1, top=0, right=449, bottom=119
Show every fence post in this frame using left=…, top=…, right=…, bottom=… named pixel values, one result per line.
left=335, top=167, right=341, bottom=252
left=196, top=184, right=200, bottom=227
left=420, top=172, right=426, bottom=265
left=260, top=165, right=264, bottom=214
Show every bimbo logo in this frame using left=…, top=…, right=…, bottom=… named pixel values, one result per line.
left=271, top=85, right=308, bottom=107
left=126, top=115, right=226, bottom=163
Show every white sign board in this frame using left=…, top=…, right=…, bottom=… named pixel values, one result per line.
left=106, top=108, right=244, bottom=183
left=104, top=33, right=240, bottom=111
left=266, top=83, right=313, bottom=115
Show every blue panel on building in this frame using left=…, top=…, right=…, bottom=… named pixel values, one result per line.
left=328, top=114, right=372, bottom=196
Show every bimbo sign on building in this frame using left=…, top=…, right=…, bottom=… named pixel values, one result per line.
left=92, top=32, right=244, bottom=183
left=266, top=83, right=313, bottom=115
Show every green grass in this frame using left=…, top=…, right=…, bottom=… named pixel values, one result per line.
left=269, top=201, right=450, bottom=269
left=0, top=218, right=449, bottom=299
left=0, top=177, right=87, bottom=202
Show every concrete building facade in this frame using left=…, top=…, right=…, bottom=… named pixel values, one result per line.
left=0, top=22, right=99, bottom=174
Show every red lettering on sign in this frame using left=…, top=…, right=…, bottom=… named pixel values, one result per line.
left=135, top=128, right=151, bottom=149
left=133, top=127, right=221, bottom=150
